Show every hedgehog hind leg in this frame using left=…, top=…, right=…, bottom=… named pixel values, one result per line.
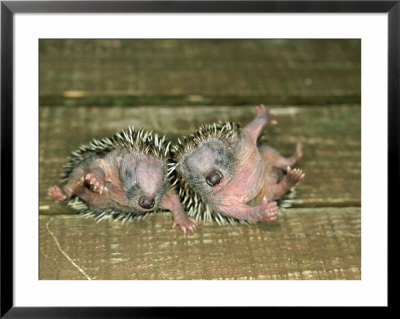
left=49, top=167, right=86, bottom=201
left=265, top=166, right=305, bottom=201
left=244, top=105, right=277, bottom=143
left=276, top=142, right=302, bottom=170
left=215, top=200, right=278, bottom=222
left=62, top=170, right=86, bottom=197
left=61, top=158, right=107, bottom=199
left=260, top=142, right=302, bottom=171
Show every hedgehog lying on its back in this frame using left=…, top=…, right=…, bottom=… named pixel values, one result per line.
left=48, top=127, right=195, bottom=233
left=170, top=105, right=304, bottom=225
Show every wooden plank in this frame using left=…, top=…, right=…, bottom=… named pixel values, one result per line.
left=39, top=207, right=361, bottom=280
left=40, top=104, right=360, bottom=214
left=39, top=39, right=360, bottom=106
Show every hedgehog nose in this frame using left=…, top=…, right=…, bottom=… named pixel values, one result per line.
left=206, top=170, right=223, bottom=187
left=139, top=196, right=155, bottom=209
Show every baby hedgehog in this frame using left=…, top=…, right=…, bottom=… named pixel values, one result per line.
left=170, top=105, right=304, bottom=225
left=48, top=127, right=196, bottom=232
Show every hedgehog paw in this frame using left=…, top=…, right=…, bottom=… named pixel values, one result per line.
left=286, top=166, right=305, bottom=183
left=255, top=104, right=277, bottom=125
left=173, top=214, right=196, bottom=233
left=261, top=200, right=279, bottom=222
left=48, top=185, right=68, bottom=201
left=85, top=173, right=106, bottom=194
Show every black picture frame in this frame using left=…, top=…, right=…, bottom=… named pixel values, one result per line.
left=1, top=1, right=395, bottom=317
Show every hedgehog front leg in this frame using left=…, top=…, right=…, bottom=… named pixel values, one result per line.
left=216, top=199, right=279, bottom=222
left=244, top=105, right=277, bottom=143
left=160, top=189, right=196, bottom=233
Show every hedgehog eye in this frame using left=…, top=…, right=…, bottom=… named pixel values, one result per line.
left=206, top=170, right=223, bottom=187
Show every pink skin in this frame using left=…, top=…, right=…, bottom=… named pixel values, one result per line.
left=48, top=151, right=195, bottom=233
left=245, top=105, right=278, bottom=142
left=260, top=142, right=303, bottom=171
left=48, top=184, right=194, bottom=233
left=160, top=191, right=196, bottom=233
left=207, top=105, right=304, bottom=222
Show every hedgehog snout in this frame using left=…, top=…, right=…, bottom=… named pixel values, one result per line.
left=206, top=170, right=223, bottom=187
left=138, top=196, right=155, bottom=209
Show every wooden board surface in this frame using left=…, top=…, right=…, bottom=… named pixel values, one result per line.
left=38, top=39, right=361, bottom=280
left=39, top=39, right=360, bottom=106
left=40, top=207, right=361, bottom=280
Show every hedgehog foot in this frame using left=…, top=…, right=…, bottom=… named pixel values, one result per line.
left=261, top=200, right=279, bottom=222
left=255, top=104, right=277, bottom=125
left=286, top=166, right=305, bottom=185
left=85, top=173, right=107, bottom=194
left=263, top=167, right=305, bottom=201
left=173, top=213, right=196, bottom=233
left=48, top=185, right=68, bottom=201
left=275, top=143, right=303, bottom=170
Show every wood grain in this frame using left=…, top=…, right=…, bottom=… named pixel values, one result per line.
left=39, top=39, right=361, bottom=280
left=40, top=207, right=360, bottom=280
left=39, top=39, right=360, bottom=106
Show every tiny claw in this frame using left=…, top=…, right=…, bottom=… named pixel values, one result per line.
left=101, top=186, right=108, bottom=194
